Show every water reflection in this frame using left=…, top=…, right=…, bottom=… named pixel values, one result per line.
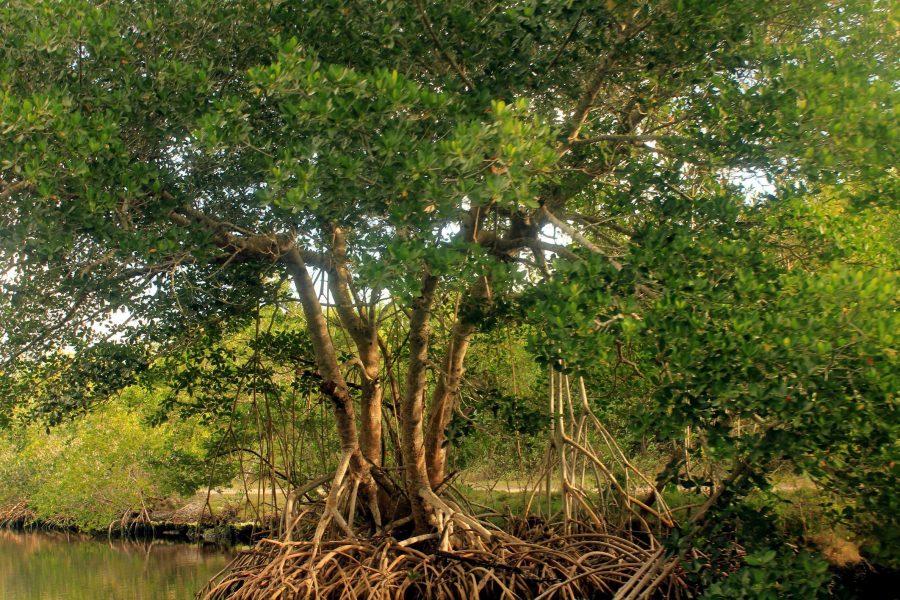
left=0, top=530, right=232, bottom=599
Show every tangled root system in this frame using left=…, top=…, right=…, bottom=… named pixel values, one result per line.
left=202, top=373, right=690, bottom=599
left=0, top=501, right=36, bottom=528
left=201, top=520, right=684, bottom=600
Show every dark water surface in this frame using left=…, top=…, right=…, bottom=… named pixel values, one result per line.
left=0, top=530, right=233, bottom=599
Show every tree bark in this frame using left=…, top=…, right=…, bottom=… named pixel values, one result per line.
left=398, top=273, right=439, bottom=532
left=325, top=227, right=383, bottom=468
left=282, top=248, right=376, bottom=510
left=424, top=278, right=490, bottom=489
left=424, top=318, right=475, bottom=489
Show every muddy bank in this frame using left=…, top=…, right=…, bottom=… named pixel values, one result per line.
left=0, top=500, right=257, bottom=546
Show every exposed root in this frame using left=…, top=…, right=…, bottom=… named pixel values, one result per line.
left=311, top=451, right=356, bottom=549
left=419, top=486, right=494, bottom=551
left=0, top=501, right=72, bottom=530
left=282, top=451, right=384, bottom=556
left=204, top=370, right=693, bottom=599
left=534, top=370, right=675, bottom=534
left=0, top=501, right=35, bottom=528
left=201, top=520, right=685, bottom=600
left=107, top=505, right=154, bottom=539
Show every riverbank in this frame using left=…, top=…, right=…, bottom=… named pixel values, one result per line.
left=0, top=499, right=257, bottom=546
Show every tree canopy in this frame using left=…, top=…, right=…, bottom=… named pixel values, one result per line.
left=0, top=0, right=896, bottom=597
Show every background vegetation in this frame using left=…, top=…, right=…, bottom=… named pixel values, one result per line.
left=0, top=0, right=896, bottom=597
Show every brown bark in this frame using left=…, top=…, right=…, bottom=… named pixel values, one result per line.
left=325, top=227, right=383, bottom=468
left=282, top=248, right=378, bottom=516
left=424, top=318, right=476, bottom=489
left=398, top=273, right=439, bottom=532
left=357, top=364, right=384, bottom=466
left=424, top=277, right=492, bottom=489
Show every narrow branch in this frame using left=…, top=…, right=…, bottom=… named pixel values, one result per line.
left=541, top=206, right=623, bottom=271
left=212, top=447, right=294, bottom=485
left=547, top=9, right=585, bottom=72
left=569, top=134, right=675, bottom=145
left=168, top=204, right=325, bottom=268
left=414, top=0, right=475, bottom=89
left=0, top=178, right=30, bottom=200
left=562, top=20, right=650, bottom=148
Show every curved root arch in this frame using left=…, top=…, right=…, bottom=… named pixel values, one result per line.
left=201, top=526, right=683, bottom=600
left=203, top=370, right=688, bottom=599
left=526, top=369, right=675, bottom=533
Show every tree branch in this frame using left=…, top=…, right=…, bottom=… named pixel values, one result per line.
left=541, top=206, right=623, bottom=270
left=414, top=0, right=475, bottom=89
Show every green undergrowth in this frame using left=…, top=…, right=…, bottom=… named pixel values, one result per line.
left=462, top=474, right=878, bottom=570
left=0, top=388, right=219, bottom=531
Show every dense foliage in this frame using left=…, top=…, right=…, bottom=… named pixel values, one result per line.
left=0, top=387, right=214, bottom=530
left=0, top=0, right=896, bottom=596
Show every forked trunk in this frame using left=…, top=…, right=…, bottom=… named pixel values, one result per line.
left=424, top=278, right=487, bottom=489
left=326, top=227, right=383, bottom=468
left=358, top=352, right=383, bottom=467
left=283, top=248, right=376, bottom=510
left=424, top=318, right=475, bottom=489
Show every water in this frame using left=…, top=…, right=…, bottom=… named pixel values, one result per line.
left=0, top=530, right=233, bottom=600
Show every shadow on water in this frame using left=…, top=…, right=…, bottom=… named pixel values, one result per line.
left=0, top=530, right=233, bottom=599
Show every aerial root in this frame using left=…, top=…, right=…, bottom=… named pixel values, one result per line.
left=309, top=451, right=356, bottom=549
left=200, top=520, right=685, bottom=600
left=419, top=487, right=494, bottom=551
left=107, top=505, right=153, bottom=538
left=0, top=501, right=35, bottom=528
left=281, top=451, right=388, bottom=564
